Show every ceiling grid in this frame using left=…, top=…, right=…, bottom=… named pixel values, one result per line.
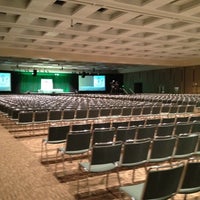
left=0, top=0, right=199, bottom=73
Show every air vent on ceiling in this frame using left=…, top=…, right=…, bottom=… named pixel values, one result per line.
left=97, top=7, right=107, bottom=13
left=54, top=0, right=66, bottom=6
left=169, top=0, right=181, bottom=4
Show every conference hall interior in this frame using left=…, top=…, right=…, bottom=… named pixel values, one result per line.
left=0, top=0, right=200, bottom=199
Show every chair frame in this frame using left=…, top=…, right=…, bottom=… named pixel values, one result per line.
left=78, top=141, right=122, bottom=194
left=179, top=159, right=200, bottom=200
left=173, top=133, right=199, bottom=160
left=120, top=138, right=151, bottom=183
left=120, top=162, right=185, bottom=200
left=41, top=125, right=70, bottom=163
left=92, top=127, right=116, bottom=145
left=55, top=130, right=91, bottom=173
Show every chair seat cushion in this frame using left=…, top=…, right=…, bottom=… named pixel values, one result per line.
left=148, top=156, right=172, bottom=163
left=42, top=138, right=66, bottom=144
left=65, top=149, right=89, bottom=155
left=179, top=187, right=200, bottom=194
left=80, top=162, right=117, bottom=172
left=121, top=160, right=146, bottom=167
left=120, top=183, right=144, bottom=200
left=58, top=147, right=89, bottom=155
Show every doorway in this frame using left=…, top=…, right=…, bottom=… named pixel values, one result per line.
left=134, top=82, right=143, bottom=93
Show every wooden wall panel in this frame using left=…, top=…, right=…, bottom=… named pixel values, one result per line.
left=124, top=66, right=200, bottom=94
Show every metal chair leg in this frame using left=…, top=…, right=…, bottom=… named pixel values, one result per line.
left=55, top=149, right=60, bottom=172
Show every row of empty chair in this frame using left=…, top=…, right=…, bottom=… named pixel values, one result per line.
left=41, top=126, right=200, bottom=197
left=3, top=104, right=197, bottom=128
left=0, top=94, right=198, bottom=135
left=77, top=93, right=200, bottom=106
left=42, top=123, right=200, bottom=165
left=70, top=120, right=200, bottom=139
left=0, top=94, right=198, bottom=117
left=0, top=94, right=157, bottom=114
left=1, top=94, right=199, bottom=199
left=3, top=102, right=196, bottom=122
left=38, top=118, right=200, bottom=197
left=7, top=109, right=200, bottom=138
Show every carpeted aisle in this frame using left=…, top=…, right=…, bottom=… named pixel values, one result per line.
left=0, top=125, right=74, bottom=200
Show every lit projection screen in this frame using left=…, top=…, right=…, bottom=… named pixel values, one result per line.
left=78, top=75, right=106, bottom=91
left=0, top=72, right=11, bottom=91
left=41, top=79, right=53, bottom=92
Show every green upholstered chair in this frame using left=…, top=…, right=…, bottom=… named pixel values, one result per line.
left=179, top=159, right=200, bottom=199
left=55, top=130, right=91, bottom=173
left=120, top=162, right=184, bottom=200
left=78, top=141, right=122, bottom=194
left=120, top=138, right=151, bottom=183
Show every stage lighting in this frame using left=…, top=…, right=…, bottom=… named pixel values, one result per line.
left=33, top=69, right=37, bottom=76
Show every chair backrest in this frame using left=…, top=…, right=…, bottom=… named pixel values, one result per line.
left=65, top=130, right=91, bottom=152
left=162, top=117, right=175, bottom=124
left=75, top=109, right=88, bottom=119
left=161, top=104, right=171, bottom=114
left=189, top=116, right=200, bottom=122
left=34, top=110, right=48, bottom=122
left=132, top=107, right=142, bottom=116
left=18, top=111, right=33, bottom=123
left=151, top=106, right=161, bottom=115
left=174, top=122, right=192, bottom=136
left=112, top=121, right=129, bottom=129
left=186, top=105, right=195, bottom=113
left=71, top=123, right=91, bottom=132
left=146, top=118, right=161, bottom=125
left=129, top=119, right=145, bottom=127
left=191, top=121, right=200, bottom=133
left=11, top=108, right=21, bottom=120
left=169, top=105, right=178, bottom=114
left=116, top=126, right=137, bottom=142
left=176, top=116, right=189, bottom=123
left=156, top=123, right=175, bottom=137
left=173, top=134, right=199, bottom=159
left=178, top=105, right=187, bottom=113
left=142, top=162, right=184, bottom=199
left=91, top=141, right=122, bottom=165
left=47, top=125, right=70, bottom=142
left=149, top=136, right=176, bottom=163
left=99, top=108, right=111, bottom=117
left=196, top=137, right=200, bottom=155
left=121, top=107, right=132, bottom=116
left=92, top=127, right=115, bottom=145
left=136, top=125, right=157, bottom=140
left=110, top=107, right=122, bottom=116
left=93, top=122, right=111, bottom=129
left=87, top=108, right=99, bottom=119
left=142, top=106, right=152, bottom=115
left=179, top=160, right=200, bottom=195
left=48, top=110, right=62, bottom=121
left=62, top=109, right=75, bottom=120
left=121, top=138, right=151, bottom=166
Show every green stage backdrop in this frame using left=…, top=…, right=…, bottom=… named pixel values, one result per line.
left=17, top=72, right=77, bottom=93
